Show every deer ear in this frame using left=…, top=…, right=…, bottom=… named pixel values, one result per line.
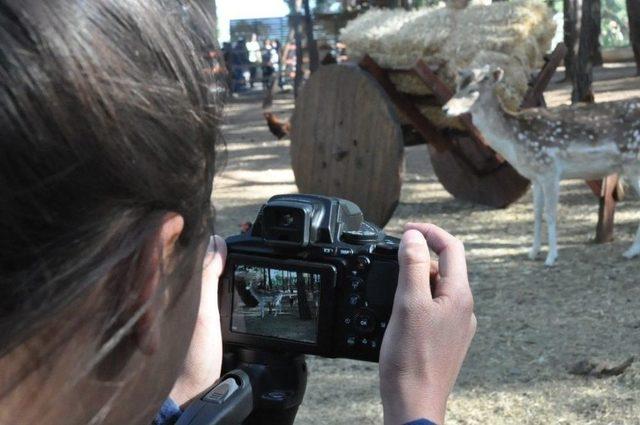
left=492, top=67, right=504, bottom=82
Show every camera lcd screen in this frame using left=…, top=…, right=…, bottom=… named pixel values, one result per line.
left=231, top=264, right=321, bottom=344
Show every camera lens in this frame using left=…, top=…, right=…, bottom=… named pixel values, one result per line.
left=279, top=213, right=295, bottom=227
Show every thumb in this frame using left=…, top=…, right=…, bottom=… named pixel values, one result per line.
left=199, top=235, right=227, bottom=318
left=204, top=235, right=227, bottom=281
left=396, top=229, right=432, bottom=302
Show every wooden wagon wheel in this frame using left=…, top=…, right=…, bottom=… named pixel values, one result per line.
left=427, top=137, right=530, bottom=208
left=290, top=64, right=404, bottom=226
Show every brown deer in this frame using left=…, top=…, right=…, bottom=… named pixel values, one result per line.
left=443, top=66, right=640, bottom=266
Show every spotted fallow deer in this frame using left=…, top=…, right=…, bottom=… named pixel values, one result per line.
left=443, top=66, right=640, bottom=266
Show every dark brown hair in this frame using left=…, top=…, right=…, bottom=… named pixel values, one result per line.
left=0, top=0, right=223, bottom=357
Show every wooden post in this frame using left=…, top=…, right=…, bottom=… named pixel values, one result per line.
left=521, top=43, right=567, bottom=108
left=570, top=0, right=618, bottom=242
left=628, top=0, right=640, bottom=75
left=358, top=56, right=450, bottom=152
left=593, top=175, right=619, bottom=243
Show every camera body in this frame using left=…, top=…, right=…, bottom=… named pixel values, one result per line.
left=219, top=194, right=400, bottom=362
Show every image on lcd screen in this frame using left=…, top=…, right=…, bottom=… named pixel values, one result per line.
left=231, top=265, right=320, bottom=344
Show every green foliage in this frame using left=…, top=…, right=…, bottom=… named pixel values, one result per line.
left=551, top=0, right=630, bottom=48
left=601, top=0, right=631, bottom=47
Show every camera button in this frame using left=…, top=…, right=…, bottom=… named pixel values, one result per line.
left=262, top=391, right=289, bottom=402
left=349, top=276, right=364, bottom=291
left=355, top=255, right=371, bottom=271
left=320, top=247, right=337, bottom=256
left=347, top=294, right=361, bottom=307
left=375, top=242, right=398, bottom=255
left=339, top=248, right=354, bottom=256
left=354, top=312, right=376, bottom=333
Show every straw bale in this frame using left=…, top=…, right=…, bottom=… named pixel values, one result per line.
left=341, top=0, right=556, bottom=128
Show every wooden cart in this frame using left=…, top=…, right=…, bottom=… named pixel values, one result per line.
left=290, top=44, right=620, bottom=242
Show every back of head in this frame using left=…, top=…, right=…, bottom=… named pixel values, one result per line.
left=0, top=0, right=222, bottom=406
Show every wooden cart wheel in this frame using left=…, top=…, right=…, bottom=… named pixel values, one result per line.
left=234, top=275, right=258, bottom=307
left=428, top=136, right=530, bottom=208
left=290, top=65, right=404, bottom=227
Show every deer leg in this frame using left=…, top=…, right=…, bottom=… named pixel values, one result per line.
left=623, top=177, right=640, bottom=259
left=529, top=182, right=544, bottom=260
left=542, top=176, right=560, bottom=267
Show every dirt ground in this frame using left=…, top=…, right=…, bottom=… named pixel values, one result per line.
left=213, top=64, right=640, bottom=425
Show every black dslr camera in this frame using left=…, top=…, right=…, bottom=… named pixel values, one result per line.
left=179, top=195, right=401, bottom=424
left=219, top=194, right=400, bottom=362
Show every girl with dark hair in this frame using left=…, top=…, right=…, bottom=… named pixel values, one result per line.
left=0, top=1, right=475, bottom=424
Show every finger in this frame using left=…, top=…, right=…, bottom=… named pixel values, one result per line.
left=404, top=223, right=469, bottom=301
left=396, top=229, right=432, bottom=301
left=200, top=236, right=227, bottom=315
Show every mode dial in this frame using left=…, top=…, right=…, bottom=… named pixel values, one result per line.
left=341, top=222, right=381, bottom=245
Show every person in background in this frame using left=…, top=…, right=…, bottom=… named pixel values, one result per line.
left=221, top=42, right=234, bottom=92
left=0, top=1, right=476, bottom=424
left=261, top=39, right=277, bottom=90
left=273, top=39, right=284, bottom=89
left=246, top=33, right=262, bottom=88
left=232, top=38, right=249, bottom=92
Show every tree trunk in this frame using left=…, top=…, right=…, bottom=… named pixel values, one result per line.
left=564, top=0, right=581, bottom=81
left=302, top=0, right=320, bottom=73
left=628, top=0, right=640, bottom=75
left=572, top=0, right=597, bottom=103
left=293, top=13, right=304, bottom=98
left=591, top=0, right=603, bottom=66
left=296, top=272, right=312, bottom=320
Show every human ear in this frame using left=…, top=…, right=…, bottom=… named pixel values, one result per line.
left=134, top=213, right=184, bottom=355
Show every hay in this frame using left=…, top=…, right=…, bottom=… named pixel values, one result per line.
left=341, top=0, right=556, bottom=126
